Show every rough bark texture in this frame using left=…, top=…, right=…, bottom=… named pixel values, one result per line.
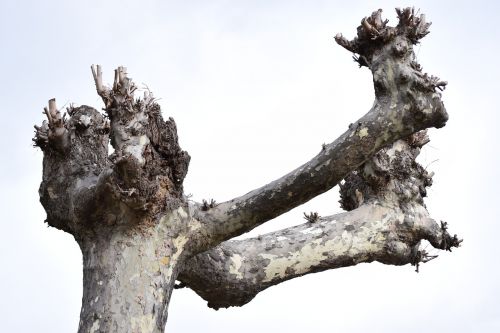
left=33, top=8, right=460, bottom=332
left=178, top=133, right=461, bottom=309
left=189, top=7, right=448, bottom=252
left=78, top=226, right=175, bottom=333
left=35, top=67, right=195, bottom=332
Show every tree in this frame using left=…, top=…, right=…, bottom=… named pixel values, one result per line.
left=33, top=7, right=460, bottom=333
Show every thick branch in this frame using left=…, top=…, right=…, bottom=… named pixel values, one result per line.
left=188, top=8, right=449, bottom=253
left=179, top=203, right=458, bottom=309
left=190, top=14, right=448, bottom=253
left=193, top=98, right=446, bottom=250
left=179, top=137, right=461, bottom=309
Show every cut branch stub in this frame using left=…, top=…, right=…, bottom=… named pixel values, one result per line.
left=439, top=221, right=463, bottom=251
left=90, top=65, right=190, bottom=214
left=34, top=104, right=110, bottom=233
left=334, top=7, right=446, bottom=100
left=335, top=7, right=430, bottom=64
left=34, top=67, right=191, bottom=234
left=33, top=98, right=69, bottom=152
left=395, top=7, right=432, bottom=43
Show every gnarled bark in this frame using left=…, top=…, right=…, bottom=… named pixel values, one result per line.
left=32, top=7, right=460, bottom=331
left=35, top=68, right=196, bottom=332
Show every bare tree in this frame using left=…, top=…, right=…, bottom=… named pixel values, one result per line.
left=33, top=8, right=460, bottom=333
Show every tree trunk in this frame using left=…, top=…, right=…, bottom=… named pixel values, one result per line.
left=76, top=210, right=190, bottom=333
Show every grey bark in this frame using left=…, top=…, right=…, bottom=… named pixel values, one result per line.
left=33, top=8, right=460, bottom=332
left=78, top=229, right=176, bottom=333
left=189, top=8, right=448, bottom=252
left=178, top=135, right=461, bottom=309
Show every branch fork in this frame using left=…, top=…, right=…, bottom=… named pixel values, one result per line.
left=33, top=98, right=69, bottom=152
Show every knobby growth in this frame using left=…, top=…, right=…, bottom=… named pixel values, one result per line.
left=33, top=8, right=460, bottom=332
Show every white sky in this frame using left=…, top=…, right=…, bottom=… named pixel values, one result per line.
left=1, top=0, right=499, bottom=332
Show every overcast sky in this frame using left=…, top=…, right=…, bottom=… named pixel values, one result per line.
left=1, top=0, right=499, bottom=332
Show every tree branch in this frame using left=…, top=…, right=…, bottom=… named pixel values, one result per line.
left=179, top=206, right=457, bottom=309
left=190, top=8, right=449, bottom=253
left=178, top=135, right=461, bottom=309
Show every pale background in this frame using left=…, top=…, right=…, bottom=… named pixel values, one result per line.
left=1, top=0, right=498, bottom=332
